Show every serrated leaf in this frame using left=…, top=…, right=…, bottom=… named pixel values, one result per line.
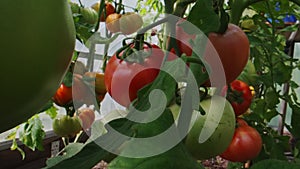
left=19, top=115, right=45, bottom=151
left=265, top=89, right=280, bottom=109
left=273, top=62, right=292, bottom=84
left=186, top=0, right=220, bottom=34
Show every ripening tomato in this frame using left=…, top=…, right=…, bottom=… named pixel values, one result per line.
left=92, top=2, right=115, bottom=22
left=220, top=119, right=263, bottom=162
left=176, top=22, right=250, bottom=85
left=104, top=44, right=165, bottom=107
left=106, top=13, right=122, bottom=33
left=84, top=72, right=107, bottom=95
left=119, top=12, right=143, bottom=35
left=77, top=108, right=95, bottom=130
left=0, top=0, right=75, bottom=132
left=52, top=83, right=73, bottom=107
left=223, top=80, right=253, bottom=116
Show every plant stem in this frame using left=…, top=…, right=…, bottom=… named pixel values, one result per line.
left=78, top=0, right=84, bottom=7
left=94, top=0, right=107, bottom=32
left=173, top=0, right=196, bottom=17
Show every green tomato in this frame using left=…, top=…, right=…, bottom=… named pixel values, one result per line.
left=184, top=96, right=236, bottom=160
left=53, top=115, right=82, bottom=138
left=0, top=0, right=75, bottom=132
left=81, top=7, right=98, bottom=24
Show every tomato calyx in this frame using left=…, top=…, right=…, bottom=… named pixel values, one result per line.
left=226, top=85, right=245, bottom=104
left=115, top=38, right=154, bottom=64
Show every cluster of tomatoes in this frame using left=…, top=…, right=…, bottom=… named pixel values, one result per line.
left=220, top=79, right=263, bottom=162
left=91, top=1, right=143, bottom=35
left=100, top=15, right=263, bottom=163
left=52, top=2, right=263, bottom=162
left=51, top=61, right=106, bottom=138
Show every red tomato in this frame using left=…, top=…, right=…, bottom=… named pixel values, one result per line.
left=176, top=22, right=250, bottom=84
left=220, top=119, right=262, bottom=162
left=223, top=80, right=253, bottom=116
left=77, top=108, right=95, bottom=130
left=104, top=44, right=165, bottom=107
left=52, top=83, right=73, bottom=106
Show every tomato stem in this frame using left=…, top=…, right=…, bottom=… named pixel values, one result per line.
left=94, top=0, right=107, bottom=32
left=77, top=0, right=84, bottom=8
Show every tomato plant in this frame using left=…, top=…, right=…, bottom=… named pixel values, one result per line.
left=223, top=80, right=253, bottom=116
left=52, top=115, right=82, bottom=138
left=184, top=96, right=236, bottom=160
left=220, top=118, right=263, bottom=162
left=104, top=44, right=165, bottom=107
left=52, top=84, right=73, bottom=107
left=176, top=23, right=250, bottom=85
left=9, top=0, right=300, bottom=168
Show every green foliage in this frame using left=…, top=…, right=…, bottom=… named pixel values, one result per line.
left=240, top=0, right=300, bottom=165
left=250, top=159, right=300, bottom=169
left=19, top=115, right=45, bottom=152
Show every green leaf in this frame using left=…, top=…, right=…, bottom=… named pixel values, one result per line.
left=108, top=143, right=203, bottom=169
left=273, top=62, right=292, bottom=84
left=188, top=34, right=209, bottom=87
left=264, top=109, right=279, bottom=122
left=265, top=88, right=280, bottom=109
left=62, top=71, right=73, bottom=87
left=250, top=159, right=300, bottom=169
left=19, top=115, right=45, bottom=151
left=290, top=105, right=300, bottom=138
left=45, top=143, right=85, bottom=168
left=186, top=0, right=220, bottom=34
left=45, top=106, right=58, bottom=119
